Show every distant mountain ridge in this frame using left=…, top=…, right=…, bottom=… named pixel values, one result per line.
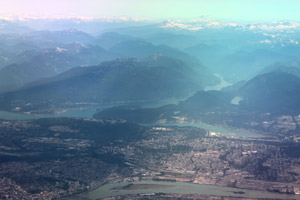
left=109, top=40, right=201, bottom=65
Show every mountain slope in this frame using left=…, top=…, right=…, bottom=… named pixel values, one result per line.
left=0, top=56, right=216, bottom=113
left=259, top=60, right=300, bottom=78
left=0, top=43, right=116, bottom=93
left=239, top=71, right=300, bottom=114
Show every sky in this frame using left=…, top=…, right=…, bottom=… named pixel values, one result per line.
left=1, top=0, right=300, bottom=22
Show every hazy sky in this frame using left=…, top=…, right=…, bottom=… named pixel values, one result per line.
left=1, top=0, right=300, bottom=22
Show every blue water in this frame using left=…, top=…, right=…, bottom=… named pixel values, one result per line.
left=71, top=181, right=300, bottom=200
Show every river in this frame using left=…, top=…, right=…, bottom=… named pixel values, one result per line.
left=70, top=181, right=300, bottom=200
left=142, top=123, right=263, bottom=138
left=0, top=97, right=184, bottom=120
left=204, top=74, right=232, bottom=91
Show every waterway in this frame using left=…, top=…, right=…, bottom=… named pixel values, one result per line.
left=0, top=97, right=184, bottom=120
left=204, top=74, right=232, bottom=91
left=142, top=123, right=263, bottom=138
left=70, top=181, right=300, bottom=200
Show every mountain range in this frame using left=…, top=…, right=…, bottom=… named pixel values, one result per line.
left=0, top=43, right=116, bottom=92
left=0, top=55, right=217, bottom=113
